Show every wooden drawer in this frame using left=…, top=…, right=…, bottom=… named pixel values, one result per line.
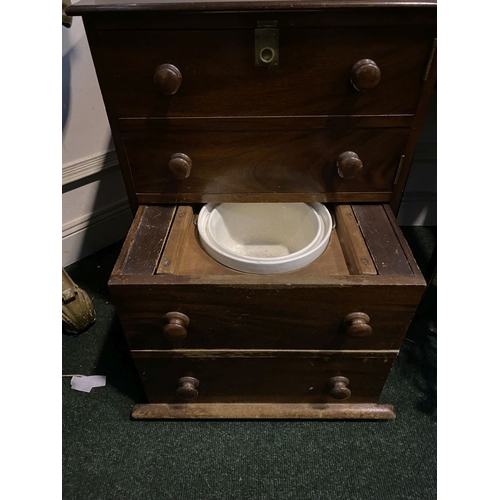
left=122, top=121, right=409, bottom=204
left=109, top=204, right=425, bottom=351
left=92, top=26, right=434, bottom=118
left=115, top=282, right=422, bottom=351
left=132, top=350, right=397, bottom=404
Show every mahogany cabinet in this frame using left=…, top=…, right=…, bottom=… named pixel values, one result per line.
left=67, top=0, right=437, bottom=419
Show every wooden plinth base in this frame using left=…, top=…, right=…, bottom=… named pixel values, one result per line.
left=131, top=403, right=396, bottom=420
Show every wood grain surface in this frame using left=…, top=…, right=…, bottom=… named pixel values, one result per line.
left=334, top=205, right=377, bottom=275
left=131, top=350, right=397, bottom=404
left=383, top=204, right=423, bottom=275
left=123, top=125, right=409, bottom=201
left=111, top=281, right=423, bottom=350
left=92, top=26, right=433, bottom=118
left=118, top=205, right=176, bottom=275
left=352, top=204, right=413, bottom=275
left=131, top=402, right=396, bottom=419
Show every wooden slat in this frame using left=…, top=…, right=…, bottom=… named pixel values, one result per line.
left=158, top=205, right=194, bottom=275
left=111, top=205, right=145, bottom=276
left=334, top=205, right=377, bottom=275
left=352, top=204, right=413, bottom=275
left=325, top=230, right=351, bottom=276
left=383, top=204, right=423, bottom=276
left=131, top=403, right=396, bottom=420
left=109, top=272, right=425, bottom=287
left=120, top=205, right=176, bottom=275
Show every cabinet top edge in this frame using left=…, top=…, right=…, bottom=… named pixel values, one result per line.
left=66, top=0, right=437, bottom=16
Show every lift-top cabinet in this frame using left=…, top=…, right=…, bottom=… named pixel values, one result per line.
left=67, top=0, right=436, bottom=419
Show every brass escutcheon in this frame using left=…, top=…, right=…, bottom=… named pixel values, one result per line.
left=255, top=21, right=279, bottom=66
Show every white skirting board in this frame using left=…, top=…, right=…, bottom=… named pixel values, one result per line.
left=62, top=200, right=133, bottom=267
left=62, top=150, right=118, bottom=186
left=62, top=150, right=133, bottom=267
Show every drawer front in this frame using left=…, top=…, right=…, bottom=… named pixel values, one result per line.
left=112, top=284, right=423, bottom=351
left=123, top=126, right=408, bottom=201
left=132, top=351, right=396, bottom=404
left=93, top=26, right=434, bottom=118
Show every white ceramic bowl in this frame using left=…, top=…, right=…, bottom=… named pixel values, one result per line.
left=197, top=203, right=333, bottom=274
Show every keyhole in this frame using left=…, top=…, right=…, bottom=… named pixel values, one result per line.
left=260, top=47, right=275, bottom=63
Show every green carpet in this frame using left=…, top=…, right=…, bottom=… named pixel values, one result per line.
left=62, top=227, right=436, bottom=500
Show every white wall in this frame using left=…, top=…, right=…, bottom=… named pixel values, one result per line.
left=62, top=19, right=132, bottom=267
left=62, top=19, right=436, bottom=266
left=63, top=18, right=112, bottom=163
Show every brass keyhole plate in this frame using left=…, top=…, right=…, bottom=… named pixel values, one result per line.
left=255, top=23, right=279, bottom=66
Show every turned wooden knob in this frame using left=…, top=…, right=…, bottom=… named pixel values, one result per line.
left=176, top=376, right=199, bottom=401
left=337, top=151, right=363, bottom=179
left=154, top=63, right=182, bottom=95
left=163, top=312, right=189, bottom=341
left=328, top=376, right=351, bottom=400
left=168, top=153, right=192, bottom=180
left=350, top=59, right=381, bottom=92
left=344, top=312, right=372, bottom=338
